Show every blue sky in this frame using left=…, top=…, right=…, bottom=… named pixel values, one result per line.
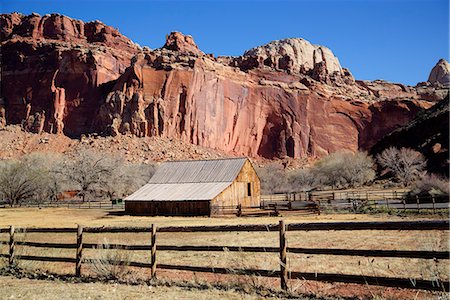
left=2, top=0, right=448, bottom=85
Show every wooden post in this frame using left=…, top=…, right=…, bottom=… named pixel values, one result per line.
left=279, top=220, right=288, bottom=290
left=151, top=224, right=157, bottom=279
left=432, top=195, right=436, bottom=213
left=317, top=200, right=321, bottom=215
left=403, top=199, right=406, bottom=211
left=237, top=204, right=242, bottom=217
left=76, top=224, right=83, bottom=277
left=416, top=195, right=420, bottom=212
left=9, top=226, right=15, bottom=266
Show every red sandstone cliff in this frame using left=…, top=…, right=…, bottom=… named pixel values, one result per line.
left=1, top=13, right=448, bottom=159
left=0, top=12, right=138, bottom=136
left=93, top=32, right=447, bottom=158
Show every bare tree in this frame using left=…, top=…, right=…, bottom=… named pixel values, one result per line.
left=22, top=152, right=65, bottom=202
left=312, top=151, right=376, bottom=189
left=256, top=164, right=289, bottom=194
left=377, top=147, right=426, bottom=186
left=102, top=160, right=156, bottom=201
left=0, top=159, right=42, bottom=206
left=288, top=168, right=317, bottom=192
left=59, top=150, right=115, bottom=203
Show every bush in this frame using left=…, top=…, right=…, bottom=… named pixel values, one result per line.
left=311, top=151, right=376, bottom=189
left=409, top=174, right=449, bottom=197
left=89, top=239, right=131, bottom=280
left=377, top=147, right=426, bottom=186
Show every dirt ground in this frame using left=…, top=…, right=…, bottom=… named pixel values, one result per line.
left=0, top=208, right=448, bottom=300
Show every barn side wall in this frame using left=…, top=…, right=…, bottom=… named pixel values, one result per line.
left=125, top=200, right=210, bottom=216
left=211, top=160, right=261, bottom=210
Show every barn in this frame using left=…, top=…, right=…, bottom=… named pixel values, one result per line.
left=124, top=157, right=260, bottom=216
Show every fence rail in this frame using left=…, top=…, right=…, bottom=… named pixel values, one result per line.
left=0, top=220, right=448, bottom=292
left=0, top=201, right=124, bottom=210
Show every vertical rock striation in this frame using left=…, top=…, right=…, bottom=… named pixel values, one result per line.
left=1, top=14, right=448, bottom=159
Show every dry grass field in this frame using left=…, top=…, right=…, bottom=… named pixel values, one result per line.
left=0, top=276, right=287, bottom=300
left=0, top=207, right=448, bottom=299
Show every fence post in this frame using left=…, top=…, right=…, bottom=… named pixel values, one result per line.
left=279, top=220, right=288, bottom=291
left=237, top=204, right=242, bottom=217
left=416, top=195, right=420, bottom=212
left=432, top=195, right=436, bottom=213
left=9, top=226, right=15, bottom=266
left=76, top=224, right=83, bottom=277
left=403, top=199, right=406, bottom=211
left=151, top=224, right=157, bottom=279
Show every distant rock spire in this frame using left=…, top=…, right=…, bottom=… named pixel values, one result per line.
left=428, top=58, right=449, bottom=86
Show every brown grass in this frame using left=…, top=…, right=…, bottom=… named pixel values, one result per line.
left=0, top=275, right=284, bottom=300
left=0, top=207, right=448, bottom=299
left=0, top=207, right=443, bottom=228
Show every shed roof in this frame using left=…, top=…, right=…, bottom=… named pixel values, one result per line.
left=125, top=157, right=248, bottom=202
left=148, top=157, right=247, bottom=184
left=125, top=182, right=232, bottom=201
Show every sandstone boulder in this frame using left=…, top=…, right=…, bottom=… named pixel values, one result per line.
left=428, top=58, right=450, bottom=86
left=240, top=38, right=343, bottom=76
left=163, top=31, right=204, bottom=56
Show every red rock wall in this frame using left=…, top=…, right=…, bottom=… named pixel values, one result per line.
left=96, top=56, right=433, bottom=159
left=1, top=14, right=446, bottom=160
left=1, top=13, right=138, bottom=136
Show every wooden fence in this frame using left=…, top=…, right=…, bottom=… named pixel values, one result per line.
left=262, top=192, right=449, bottom=213
left=261, top=189, right=449, bottom=203
left=0, top=220, right=449, bottom=291
left=0, top=201, right=125, bottom=210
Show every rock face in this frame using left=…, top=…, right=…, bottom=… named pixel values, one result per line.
left=428, top=59, right=450, bottom=86
left=242, top=38, right=342, bottom=75
left=1, top=13, right=448, bottom=159
left=371, top=95, right=449, bottom=176
left=0, top=12, right=138, bottom=136
left=93, top=33, right=445, bottom=159
left=163, top=31, right=204, bottom=56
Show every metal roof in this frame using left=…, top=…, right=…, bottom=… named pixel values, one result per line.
left=125, top=182, right=232, bottom=201
left=125, top=158, right=248, bottom=202
left=148, top=157, right=247, bottom=184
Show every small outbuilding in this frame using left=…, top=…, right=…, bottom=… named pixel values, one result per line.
left=125, top=157, right=260, bottom=216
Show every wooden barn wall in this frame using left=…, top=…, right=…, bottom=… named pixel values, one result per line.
left=125, top=200, right=210, bottom=216
left=211, top=160, right=261, bottom=209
